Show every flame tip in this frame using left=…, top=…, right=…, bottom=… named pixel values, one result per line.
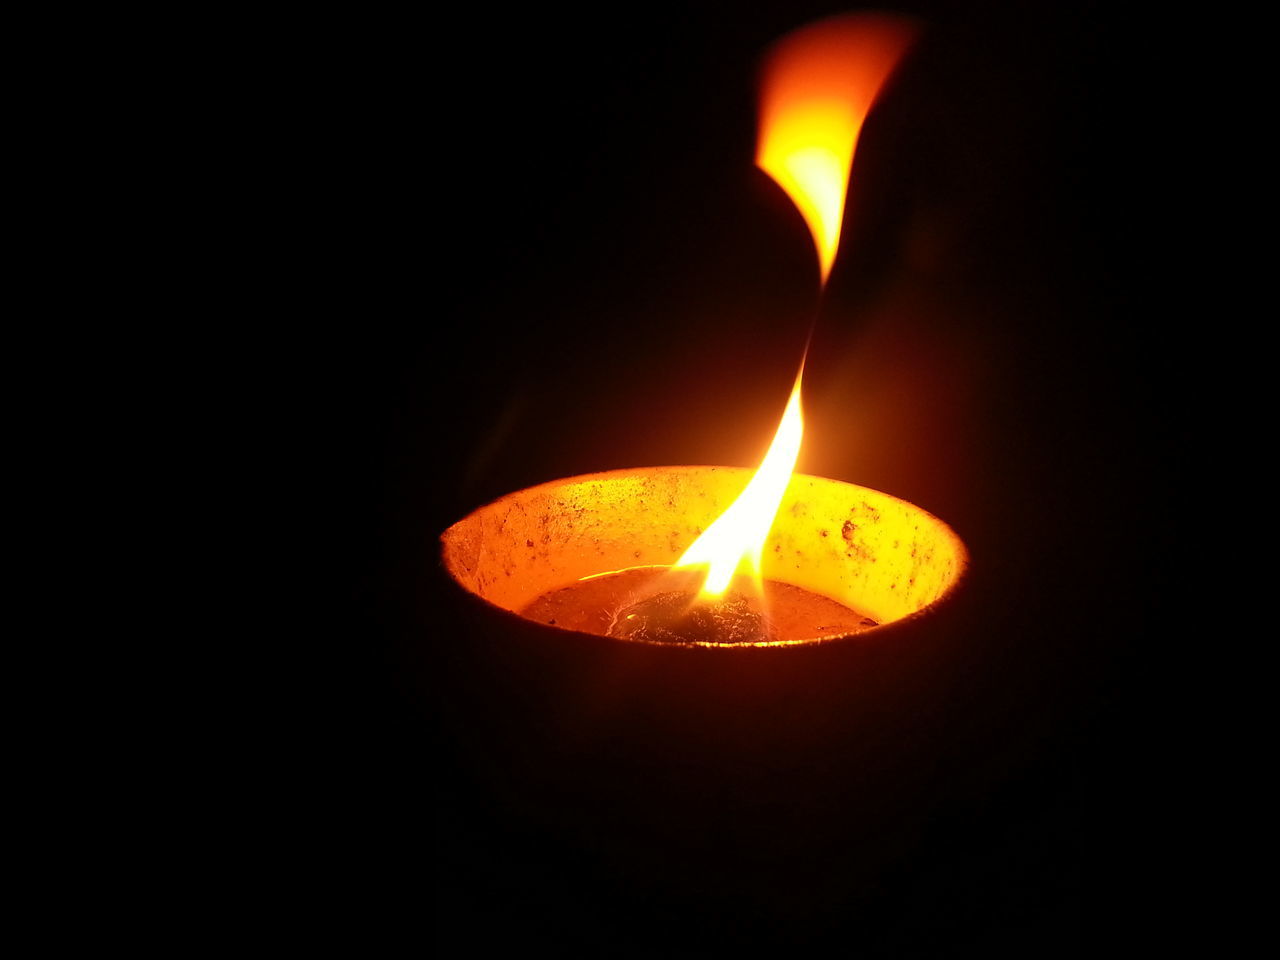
left=757, top=13, right=918, bottom=282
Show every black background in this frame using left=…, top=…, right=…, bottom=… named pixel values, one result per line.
left=330, top=1, right=1173, bottom=951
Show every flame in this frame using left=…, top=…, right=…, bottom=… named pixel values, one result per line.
left=756, top=13, right=917, bottom=284
left=670, top=16, right=915, bottom=602
left=675, top=362, right=805, bottom=597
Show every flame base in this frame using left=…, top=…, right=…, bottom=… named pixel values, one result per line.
left=608, top=590, right=774, bottom=645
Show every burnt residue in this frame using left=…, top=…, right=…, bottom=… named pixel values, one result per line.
left=841, top=518, right=873, bottom=562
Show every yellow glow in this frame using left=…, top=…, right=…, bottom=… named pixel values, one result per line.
left=756, top=13, right=917, bottom=284
left=674, top=365, right=805, bottom=597
left=442, top=466, right=968, bottom=641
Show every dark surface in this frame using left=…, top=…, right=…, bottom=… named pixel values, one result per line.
left=325, top=1, right=1173, bottom=951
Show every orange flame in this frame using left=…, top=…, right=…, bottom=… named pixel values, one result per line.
left=673, top=16, right=916, bottom=601
left=756, top=13, right=917, bottom=284
left=675, top=362, right=804, bottom=598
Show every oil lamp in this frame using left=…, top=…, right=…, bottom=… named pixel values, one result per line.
left=442, top=12, right=961, bottom=646
left=434, top=13, right=971, bottom=920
